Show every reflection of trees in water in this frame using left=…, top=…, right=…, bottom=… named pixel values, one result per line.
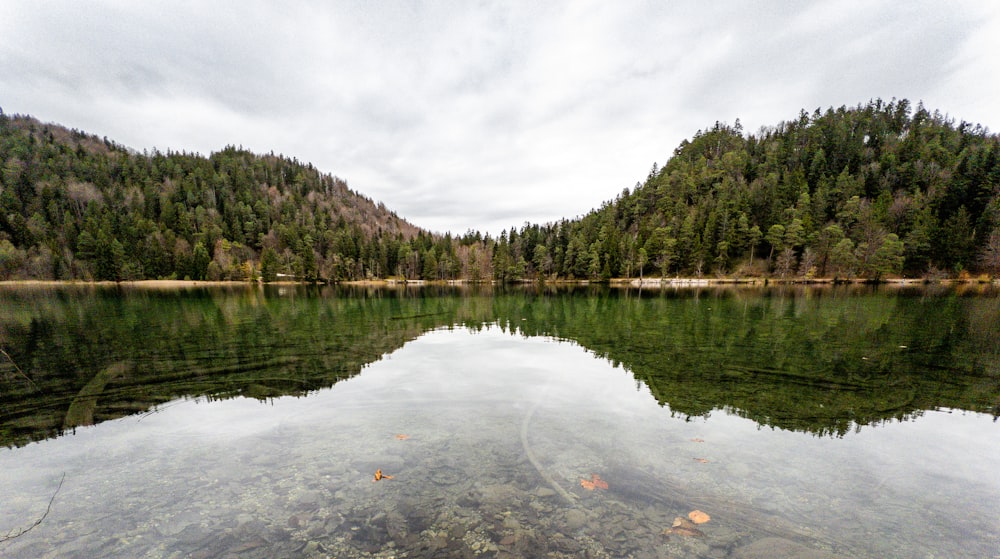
left=485, top=286, right=1000, bottom=436
left=1, top=285, right=997, bottom=447
left=0, top=286, right=474, bottom=448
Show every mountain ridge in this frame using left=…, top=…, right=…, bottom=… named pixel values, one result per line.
left=0, top=111, right=441, bottom=281
left=1, top=99, right=998, bottom=282
left=490, top=99, right=1000, bottom=281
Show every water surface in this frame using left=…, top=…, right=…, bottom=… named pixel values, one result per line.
left=0, top=285, right=998, bottom=558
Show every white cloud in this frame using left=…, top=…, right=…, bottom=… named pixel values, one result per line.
left=2, top=0, right=997, bottom=235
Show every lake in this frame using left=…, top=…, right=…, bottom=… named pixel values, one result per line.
left=0, top=284, right=998, bottom=558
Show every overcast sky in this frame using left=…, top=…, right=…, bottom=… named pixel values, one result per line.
left=3, top=1, right=998, bottom=236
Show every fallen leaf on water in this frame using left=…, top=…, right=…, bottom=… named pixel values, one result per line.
left=373, top=469, right=393, bottom=482
left=664, top=516, right=705, bottom=537
left=580, top=473, right=609, bottom=491
left=693, top=457, right=710, bottom=463
left=690, top=438, right=706, bottom=443
left=688, top=510, right=711, bottom=524
left=395, top=434, right=410, bottom=440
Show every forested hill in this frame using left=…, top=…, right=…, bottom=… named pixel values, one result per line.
left=2, top=100, right=1000, bottom=283
left=492, top=99, right=1000, bottom=281
left=0, top=112, right=443, bottom=281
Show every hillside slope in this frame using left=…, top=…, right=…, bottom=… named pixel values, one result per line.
left=489, top=99, right=1000, bottom=281
left=0, top=112, right=433, bottom=281
left=3, top=100, right=998, bottom=283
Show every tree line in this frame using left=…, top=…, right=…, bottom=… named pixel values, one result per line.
left=490, top=99, right=1000, bottom=281
left=1, top=99, right=998, bottom=282
left=0, top=110, right=489, bottom=282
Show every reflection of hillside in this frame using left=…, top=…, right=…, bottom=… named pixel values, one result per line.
left=2, top=285, right=998, bottom=446
left=494, top=286, right=1000, bottom=436
left=0, top=285, right=478, bottom=448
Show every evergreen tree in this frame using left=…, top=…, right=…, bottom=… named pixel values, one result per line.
left=260, top=247, right=279, bottom=282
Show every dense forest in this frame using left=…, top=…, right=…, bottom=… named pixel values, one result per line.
left=1, top=99, right=999, bottom=282
left=0, top=110, right=490, bottom=282
left=493, top=99, right=1000, bottom=281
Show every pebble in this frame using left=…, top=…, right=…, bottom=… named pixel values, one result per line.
left=534, top=487, right=557, bottom=498
left=564, top=509, right=588, bottom=530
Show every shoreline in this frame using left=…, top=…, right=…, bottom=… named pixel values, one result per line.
left=0, top=276, right=996, bottom=289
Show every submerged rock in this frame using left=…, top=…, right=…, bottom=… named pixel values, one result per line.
left=563, top=509, right=588, bottom=531
left=533, top=486, right=557, bottom=498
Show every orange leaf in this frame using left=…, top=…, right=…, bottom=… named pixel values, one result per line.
left=395, top=434, right=410, bottom=440
left=580, top=473, right=608, bottom=491
left=373, top=469, right=393, bottom=482
left=590, top=474, right=608, bottom=490
left=693, top=457, right=710, bottom=463
left=690, top=438, right=705, bottom=443
left=688, top=510, right=710, bottom=524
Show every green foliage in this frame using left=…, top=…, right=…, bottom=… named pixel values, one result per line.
left=489, top=100, right=999, bottom=280
left=830, top=238, right=858, bottom=277
left=0, top=239, right=25, bottom=279
left=0, top=116, right=434, bottom=281
left=191, top=241, right=210, bottom=281
left=260, top=247, right=279, bottom=282
left=2, top=100, right=997, bottom=282
left=868, top=233, right=905, bottom=279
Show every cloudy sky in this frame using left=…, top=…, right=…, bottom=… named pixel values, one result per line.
left=3, top=1, right=998, bottom=235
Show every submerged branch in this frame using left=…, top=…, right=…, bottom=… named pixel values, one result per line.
left=1, top=472, right=65, bottom=543
left=520, top=399, right=577, bottom=506
left=0, top=347, right=39, bottom=391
